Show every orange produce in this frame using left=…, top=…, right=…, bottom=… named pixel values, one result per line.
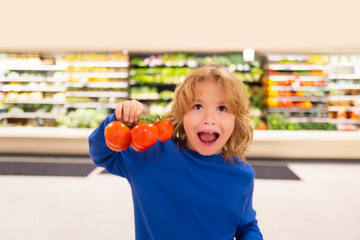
left=303, top=101, right=313, bottom=108
left=259, top=121, right=267, bottom=130
left=285, top=100, right=294, bottom=108
left=351, top=111, right=360, bottom=120
left=296, top=91, right=305, bottom=97
left=284, top=91, right=292, bottom=97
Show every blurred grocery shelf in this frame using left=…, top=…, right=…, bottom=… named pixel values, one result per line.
left=0, top=127, right=91, bottom=155
left=0, top=127, right=359, bottom=160
left=249, top=130, right=360, bottom=159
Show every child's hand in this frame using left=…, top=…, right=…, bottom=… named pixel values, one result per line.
left=115, top=100, right=144, bottom=123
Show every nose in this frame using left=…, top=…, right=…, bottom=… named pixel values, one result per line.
left=202, top=110, right=216, bottom=125
left=204, top=121, right=215, bottom=125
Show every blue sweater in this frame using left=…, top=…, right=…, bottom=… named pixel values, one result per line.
left=89, top=114, right=263, bottom=240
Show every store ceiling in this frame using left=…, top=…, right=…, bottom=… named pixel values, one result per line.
left=1, top=0, right=360, bottom=53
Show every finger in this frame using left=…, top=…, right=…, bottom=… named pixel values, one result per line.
left=122, top=101, right=130, bottom=122
left=134, top=102, right=144, bottom=122
left=115, top=102, right=123, bottom=121
left=128, top=100, right=138, bottom=123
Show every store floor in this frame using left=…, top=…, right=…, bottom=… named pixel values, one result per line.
left=0, top=155, right=359, bottom=240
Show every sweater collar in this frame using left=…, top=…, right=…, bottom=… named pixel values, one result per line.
left=179, top=141, right=224, bottom=163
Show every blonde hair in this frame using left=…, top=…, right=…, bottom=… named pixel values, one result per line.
left=165, top=64, right=253, bottom=163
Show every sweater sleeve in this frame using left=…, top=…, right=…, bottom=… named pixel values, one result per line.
left=89, top=112, right=154, bottom=180
left=234, top=179, right=263, bottom=240
left=88, top=113, right=129, bottom=177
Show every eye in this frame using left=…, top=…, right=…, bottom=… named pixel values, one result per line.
left=193, top=104, right=202, bottom=110
left=218, top=105, right=227, bottom=112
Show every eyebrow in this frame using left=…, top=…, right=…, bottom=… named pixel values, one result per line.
left=193, top=99, right=229, bottom=105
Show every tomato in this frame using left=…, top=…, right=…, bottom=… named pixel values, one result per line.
left=283, top=80, right=291, bottom=86
left=106, top=139, right=130, bottom=152
left=130, top=140, right=148, bottom=152
left=104, top=121, right=131, bottom=148
left=154, top=120, right=173, bottom=142
left=131, top=123, right=158, bottom=149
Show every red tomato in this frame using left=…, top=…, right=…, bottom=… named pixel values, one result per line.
left=131, top=123, right=159, bottom=149
left=283, top=80, right=291, bottom=86
left=154, top=120, right=174, bottom=142
left=104, top=121, right=131, bottom=148
left=130, top=140, right=148, bottom=152
left=106, top=139, right=130, bottom=152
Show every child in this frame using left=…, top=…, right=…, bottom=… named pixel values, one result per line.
left=89, top=64, right=263, bottom=240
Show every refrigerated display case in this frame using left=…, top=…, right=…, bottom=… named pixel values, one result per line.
left=57, top=52, right=129, bottom=128
left=1, top=51, right=360, bottom=159
left=263, top=53, right=360, bottom=131
left=129, top=52, right=265, bottom=126
left=1, top=126, right=359, bottom=159
left=0, top=52, right=130, bottom=128
left=1, top=51, right=265, bottom=127
left=327, top=55, right=360, bottom=130
left=0, top=53, right=68, bottom=127
left=129, top=53, right=190, bottom=116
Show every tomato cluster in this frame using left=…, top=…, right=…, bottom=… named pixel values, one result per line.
left=104, top=119, right=174, bottom=152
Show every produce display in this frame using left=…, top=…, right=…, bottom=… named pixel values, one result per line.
left=130, top=86, right=174, bottom=100
left=266, top=113, right=336, bottom=130
left=247, top=85, right=267, bottom=130
left=148, top=101, right=173, bottom=116
left=130, top=67, right=192, bottom=84
left=60, top=52, right=128, bottom=62
left=263, top=54, right=360, bottom=130
left=0, top=53, right=67, bottom=126
left=263, top=54, right=331, bottom=130
left=130, top=52, right=263, bottom=82
left=55, top=107, right=108, bottom=128
left=1, top=51, right=359, bottom=131
left=0, top=52, right=130, bottom=127
left=105, top=118, right=174, bottom=152
left=129, top=52, right=264, bottom=120
left=327, top=55, right=360, bottom=131
left=63, top=52, right=129, bottom=110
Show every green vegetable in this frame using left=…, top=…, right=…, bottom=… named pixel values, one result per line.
left=55, top=108, right=108, bottom=128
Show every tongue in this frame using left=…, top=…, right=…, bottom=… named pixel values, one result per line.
left=199, top=132, right=216, bottom=142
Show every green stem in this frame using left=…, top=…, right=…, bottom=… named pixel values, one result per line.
left=122, top=114, right=165, bottom=128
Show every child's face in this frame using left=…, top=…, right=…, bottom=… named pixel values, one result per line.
left=183, top=80, right=235, bottom=156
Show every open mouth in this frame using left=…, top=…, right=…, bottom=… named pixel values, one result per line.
left=197, top=132, right=220, bottom=145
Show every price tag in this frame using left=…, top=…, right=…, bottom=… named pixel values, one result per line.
left=243, top=64, right=250, bottom=71
left=236, top=64, right=242, bottom=72
left=187, top=60, right=197, bottom=68
left=291, top=76, right=300, bottom=89
left=177, top=61, right=185, bottom=67
left=354, top=66, right=360, bottom=77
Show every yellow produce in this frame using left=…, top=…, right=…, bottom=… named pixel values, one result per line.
left=267, top=97, right=278, bottom=108
left=307, top=55, right=329, bottom=65
left=29, top=91, right=43, bottom=100
left=268, top=90, right=279, bottom=97
left=5, top=92, right=18, bottom=100
left=18, top=92, right=29, bottom=100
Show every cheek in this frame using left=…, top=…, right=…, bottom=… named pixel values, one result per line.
left=224, top=116, right=236, bottom=135
left=183, top=111, right=196, bottom=126
left=182, top=114, right=192, bottom=135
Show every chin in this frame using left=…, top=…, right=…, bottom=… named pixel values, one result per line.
left=196, top=147, right=222, bottom=156
left=187, top=138, right=223, bottom=156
